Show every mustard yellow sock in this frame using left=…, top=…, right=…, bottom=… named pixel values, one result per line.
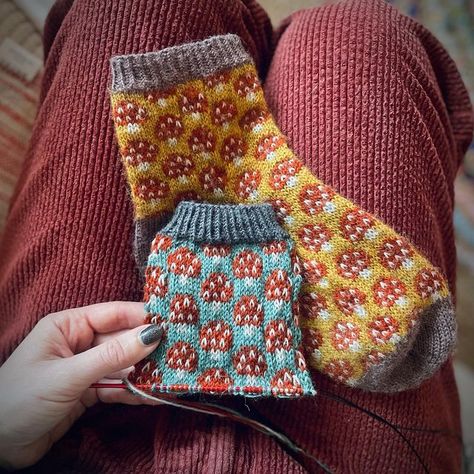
left=110, top=34, right=455, bottom=392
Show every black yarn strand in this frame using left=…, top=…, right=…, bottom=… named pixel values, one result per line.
left=318, top=389, right=430, bottom=474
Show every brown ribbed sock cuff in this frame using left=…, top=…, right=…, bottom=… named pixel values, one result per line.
left=110, top=34, right=253, bottom=93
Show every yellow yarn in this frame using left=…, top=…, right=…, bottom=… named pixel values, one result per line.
left=111, top=63, right=450, bottom=385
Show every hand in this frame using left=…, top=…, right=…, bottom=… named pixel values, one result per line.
left=0, top=302, right=163, bottom=470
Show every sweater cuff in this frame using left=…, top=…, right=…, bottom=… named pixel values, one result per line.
left=110, top=34, right=252, bottom=93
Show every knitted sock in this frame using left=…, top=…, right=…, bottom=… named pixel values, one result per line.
left=110, top=34, right=456, bottom=392
left=127, top=201, right=316, bottom=397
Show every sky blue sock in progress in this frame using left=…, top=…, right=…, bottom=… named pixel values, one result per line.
left=127, top=201, right=316, bottom=398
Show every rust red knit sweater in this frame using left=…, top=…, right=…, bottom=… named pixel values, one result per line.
left=0, top=0, right=472, bottom=472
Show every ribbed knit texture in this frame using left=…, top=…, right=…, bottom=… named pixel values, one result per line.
left=0, top=0, right=472, bottom=472
left=161, top=201, right=289, bottom=243
left=111, top=35, right=253, bottom=92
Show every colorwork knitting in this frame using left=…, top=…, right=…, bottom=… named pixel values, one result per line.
left=127, top=201, right=316, bottom=397
left=110, top=34, right=456, bottom=392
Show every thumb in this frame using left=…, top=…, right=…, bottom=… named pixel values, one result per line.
left=68, top=324, right=163, bottom=388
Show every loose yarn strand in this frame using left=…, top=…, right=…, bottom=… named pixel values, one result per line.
left=122, top=379, right=333, bottom=473
left=93, top=381, right=465, bottom=473
left=318, top=389, right=430, bottom=474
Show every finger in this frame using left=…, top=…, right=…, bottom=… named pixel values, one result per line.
left=66, top=324, right=162, bottom=388
left=78, top=302, right=147, bottom=333
left=81, top=378, right=163, bottom=406
left=104, top=366, right=134, bottom=380
left=97, top=385, right=162, bottom=406
left=93, top=329, right=130, bottom=347
left=43, top=302, right=147, bottom=353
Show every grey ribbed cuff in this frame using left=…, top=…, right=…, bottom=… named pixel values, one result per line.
left=110, top=34, right=252, bottom=92
left=160, top=201, right=288, bottom=243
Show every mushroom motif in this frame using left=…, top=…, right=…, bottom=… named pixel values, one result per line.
left=233, top=295, right=264, bottom=328
left=260, top=240, right=287, bottom=256
left=145, top=87, right=176, bottom=107
left=301, top=259, right=328, bottom=286
left=336, top=250, right=371, bottom=279
left=268, top=198, right=293, bottom=226
left=232, top=250, right=263, bottom=280
left=155, top=114, right=184, bottom=146
left=378, top=238, right=414, bottom=270
left=334, top=287, right=367, bottom=317
left=129, top=358, right=161, bottom=386
left=264, top=269, right=292, bottom=304
left=169, top=293, right=199, bottom=325
left=200, top=272, right=234, bottom=303
left=233, top=71, right=259, bottom=101
left=373, top=278, right=407, bottom=307
left=271, top=369, right=301, bottom=395
left=239, top=107, right=269, bottom=132
left=324, top=359, right=354, bottom=384
left=297, top=223, right=332, bottom=252
left=220, top=135, right=248, bottom=165
left=201, top=244, right=231, bottom=259
left=232, top=346, right=268, bottom=377
left=113, top=100, right=148, bottom=133
left=368, top=316, right=401, bottom=345
left=143, top=265, right=168, bottom=301
left=162, top=153, right=194, bottom=183
left=197, top=368, right=233, bottom=392
left=143, top=312, right=164, bottom=326
left=188, top=127, right=216, bottom=158
left=167, top=247, right=202, bottom=278
left=264, top=320, right=293, bottom=353
left=121, top=140, right=157, bottom=171
left=269, top=158, right=302, bottom=190
left=166, top=341, right=198, bottom=372
left=199, top=165, right=227, bottom=196
left=199, top=321, right=233, bottom=352
left=151, top=234, right=173, bottom=254
left=290, top=248, right=302, bottom=276
left=340, top=208, right=377, bottom=242
left=294, top=348, right=308, bottom=372
left=302, top=328, right=323, bottom=360
left=299, top=183, right=335, bottom=215
left=178, top=87, right=208, bottom=118
left=255, top=134, right=285, bottom=161
left=415, top=268, right=444, bottom=300
left=204, top=70, right=231, bottom=91
left=211, top=99, right=237, bottom=127
left=134, top=178, right=169, bottom=202
left=300, top=292, right=329, bottom=321
left=330, top=321, right=361, bottom=351
left=234, top=170, right=261, bottom=200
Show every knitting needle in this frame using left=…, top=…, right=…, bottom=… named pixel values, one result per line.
left=90, top=382, right=153, bottom=389
left=90, top=382, right=127, bottom=389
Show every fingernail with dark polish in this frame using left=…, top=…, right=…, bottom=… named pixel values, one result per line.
left=139, top=325, right=163, bottom=345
